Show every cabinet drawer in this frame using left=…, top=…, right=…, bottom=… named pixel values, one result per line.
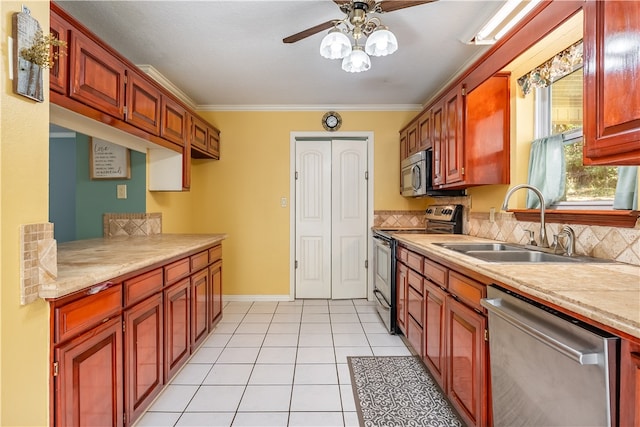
left=449, top=271, right=485, bottom=311
left=190, top=251, right=209, bottom=271
left=408, top=270, right=423, bottom=295
left=55, top=284, right=122, bottom=343
left=124, top=268, right=163, bottom=307
left=209, top=245, right=222, bottom=263
left=164, top=258, right=190, bottom=285
left=407, top=315, right=423, bottom=357
left=407, top=285, right=424, bottom=327
left=397, top=246, right=409, bottom=264
left=407, top=251, right=424, bottom=274
left=424, top=258, right=448, bottom=288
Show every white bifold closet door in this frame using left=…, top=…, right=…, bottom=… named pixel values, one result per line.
left=295, top=139, right=368, bottom=299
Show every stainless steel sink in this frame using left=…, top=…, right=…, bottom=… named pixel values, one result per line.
left=435, top=243, right=523, bottom=252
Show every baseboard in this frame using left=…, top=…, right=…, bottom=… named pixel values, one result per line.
left=223, top=294, right=293, bottom=302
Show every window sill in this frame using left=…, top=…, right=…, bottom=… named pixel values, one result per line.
left=510, top=209, right=640, bottom=228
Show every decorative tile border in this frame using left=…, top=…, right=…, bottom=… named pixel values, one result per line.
left=373, top=210, right=427, bottom=228
left=20, top=223, right=56, bottom=305
left=103, top=212, right=162, bottom=237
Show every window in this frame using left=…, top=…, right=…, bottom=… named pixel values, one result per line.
left=536, top=67, right=620, bottom=209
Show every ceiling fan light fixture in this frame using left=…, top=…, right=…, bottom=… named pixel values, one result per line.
left=341, top=46, right=371, bottom=73
left=365, top=27, right=398, bottom=57
left=320, top=28, right=352, bottom=59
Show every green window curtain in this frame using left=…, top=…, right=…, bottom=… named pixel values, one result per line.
left=526, top=134, right=566, bottom=209
left=613, top=166, right=638, bottom=210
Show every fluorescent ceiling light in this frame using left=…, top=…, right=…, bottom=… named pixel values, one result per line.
left=471, top=0, right=542, bottom=45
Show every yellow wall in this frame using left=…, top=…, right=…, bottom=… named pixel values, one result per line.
left=148, top=110, right=424, bottom=296
left=1, top=2, right=51, bottom=425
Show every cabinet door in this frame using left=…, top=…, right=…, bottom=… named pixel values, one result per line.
left=423, top=280, right=447, bottom=391
left=160, top=96, right=187, bottom=146
left=432, top=101, right=445, bottom=187
left=620, top=339, right=640, bottom=427
left=584, top=0, right=640, bottom=165
left=407, top=124, right=418, bottom=156
left=164, top=278, right=190, bottom=381
left=125, top=70, right=161, bottom=135
left=209, top=260, right=223, bottom=330
left=190, top=114, right=208, bottom=152
left=55, top=317, right=123, bottom=427
left=418, top=110, right=432, bottom=151
left=464, top=74, right=510, bottom=185
left=396, top=262, right=408, bottom=335
left=446, top=297, right=488, bottom=427
left=443, top=85, right=465, bottom=185
left=49, top=9, right=69, bottom=94
left=399, top=130, right=408, bottom=162
left=124, top=294, right=163, bottom=424
left=69, top=30, right=126, bottom=119
left=191, top=269, right=209, bottom=350
left=207, top=127, right=220, bottom=159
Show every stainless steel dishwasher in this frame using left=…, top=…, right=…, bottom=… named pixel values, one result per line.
left=481, top=285, right=619, bottom=427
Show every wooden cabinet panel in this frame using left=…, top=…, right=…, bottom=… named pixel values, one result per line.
left=209, top=245, right=222, bottom=263
left=160, top=96, right=187, bottom=146
left=190, top=114, right=208, bottom=152
left=448, top=271, right=485, bottom=312
left=124, top=294, right=163, bottom=423
left=584, top=0, right=640, bottom=165
left=432, top=101, right=445, bottom=187
left=164, top=258, right=190, bottom=286
left=399, top=130, right=408, bottom=163
left=69, top=30, right=126, bottom=119
left=125, top=70, right=162, bottom=135
left=190, top=250, right=209, bottom=272
left=396, top=262, right=408, bottom=335
left=407, top=123, right=418, bottom=156
left=407, top=284, right=423, bottom=328
left=424, top=258, right=447, bottom=288
left=444, top=85, right=465, bottom=185
left=407, top=251, right=424, bottom=274
left=424, top=280, right=447, bottom=390
left=619, top=339, right=640, bottom=427
left=418, top=110, right=432, bottom=151
left=49, top=9, right=69, bottom=94
left=55, top=284, right=122, bottom=343
left=124, top=268, right=162, bottom=307
left=464, top=74, right=510, bottom=185
left=55, top=316, right=123, bottom=427
left=209, top=260, right=223, bottom=330
left=191, top=269, right=209, bottom=350
left=207, top=127, right=220, bottom=159
left=407, top=315, right=423, bottom=358
left=446, top=296, right=488, bottom=427
left=164, top=278, right=190, bottom=381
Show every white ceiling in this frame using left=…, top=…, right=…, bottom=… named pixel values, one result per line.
left=55, top=0, right=506, bottom=110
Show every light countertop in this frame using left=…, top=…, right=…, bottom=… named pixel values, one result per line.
left=40, top=234, right=226, bottom=299
left=391, top=233, right=640, bottom=340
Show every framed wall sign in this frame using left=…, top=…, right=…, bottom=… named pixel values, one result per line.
left=90, top=138, right=131, bottom=179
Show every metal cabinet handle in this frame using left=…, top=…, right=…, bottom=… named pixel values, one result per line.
left=86, top=281, right=115, bottom=296
left=481, top=297, right=600, bottom=365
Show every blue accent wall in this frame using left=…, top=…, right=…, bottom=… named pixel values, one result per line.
left=49, top=130, right=146, bottom=242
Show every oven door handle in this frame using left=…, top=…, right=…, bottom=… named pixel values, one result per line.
left=373, top=289, right=391, bottom=310
left=373, top=235, right=391, bottom=247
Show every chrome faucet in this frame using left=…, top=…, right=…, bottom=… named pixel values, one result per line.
left=501, top=184, right=549, bottom=248
left=556, top=225, right=576, bottom=257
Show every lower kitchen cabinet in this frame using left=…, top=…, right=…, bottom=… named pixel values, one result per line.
left=423, top=280, right=447, bottom=390
left=446, top=296, right=488, bottom=427
left=620, top=339, right=640, bottom=426
left=191, top=268, right=209, bottom=350
left=124, top=293, right=163, bottom=424
left=209, top=259, right=223, bottom=330
left=55, top=316, right=124, bottom=427
left=164, top=277, right=191, bottom=380
left=396, top=262, right=409, bottom=335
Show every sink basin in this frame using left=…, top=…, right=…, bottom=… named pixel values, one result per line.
left=435, top=243, right=523, bottom=252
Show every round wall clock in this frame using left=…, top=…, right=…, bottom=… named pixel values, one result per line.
left=322, top=111, right=342, bottom=132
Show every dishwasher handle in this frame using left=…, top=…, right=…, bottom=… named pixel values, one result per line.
left=481, top=297, right=600, bottom=365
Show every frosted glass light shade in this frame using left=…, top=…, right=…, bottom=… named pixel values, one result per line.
left=341, top=46, right=371, bottom=73
left=319, top=30, right=352, bottom=59
left=365, top=28, right=398, bottom=57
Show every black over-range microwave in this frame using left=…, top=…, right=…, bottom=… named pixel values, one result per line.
left=400, top=149, right=465, bottom=198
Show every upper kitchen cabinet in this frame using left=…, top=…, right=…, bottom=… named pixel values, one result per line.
left=160, top=96, right=188, bottom=147
left=69, top=29, right=126, bottom=120
left=442, top=84, right=465, bottom=186
left=583, top=0, right=640, bottom=165
left=417, top=110, right=433, bottom=151
left=190, top=114, right=221, bottom=160
left=49, top=9, right=70, bottom=95
left=125, top=70, right=162, bottom=136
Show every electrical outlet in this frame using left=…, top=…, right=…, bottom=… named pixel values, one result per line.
left=117, top=184, right=127, bottom=199
left=280, top=197, right=287, bottom=208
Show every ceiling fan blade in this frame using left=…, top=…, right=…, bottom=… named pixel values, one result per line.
left=378, top=0, right=437, bottom=13
left=283, top=20, right=336, bottom=44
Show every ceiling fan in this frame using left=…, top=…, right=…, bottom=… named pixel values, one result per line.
left=283, top=0, right=437, bottom=72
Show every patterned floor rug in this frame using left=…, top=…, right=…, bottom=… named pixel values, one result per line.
left=348, top=356, right=464, bottom=427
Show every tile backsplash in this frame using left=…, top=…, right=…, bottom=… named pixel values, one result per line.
left=103, top=212, right=162, bottom=237
left=373, top=210, right=426, bottom=228
left=20, top=223, right=56, bottom=305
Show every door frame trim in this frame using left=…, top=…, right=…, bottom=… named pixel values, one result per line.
left=289, top=131, right=375, bottom=301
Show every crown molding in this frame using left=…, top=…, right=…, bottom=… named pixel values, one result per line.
left=136, top=64, right=197, bottom=110
left=196, top=104, right=422, bottom=112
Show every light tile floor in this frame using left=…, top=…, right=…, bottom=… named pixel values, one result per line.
left=135, top=299, right=411, bottom=427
